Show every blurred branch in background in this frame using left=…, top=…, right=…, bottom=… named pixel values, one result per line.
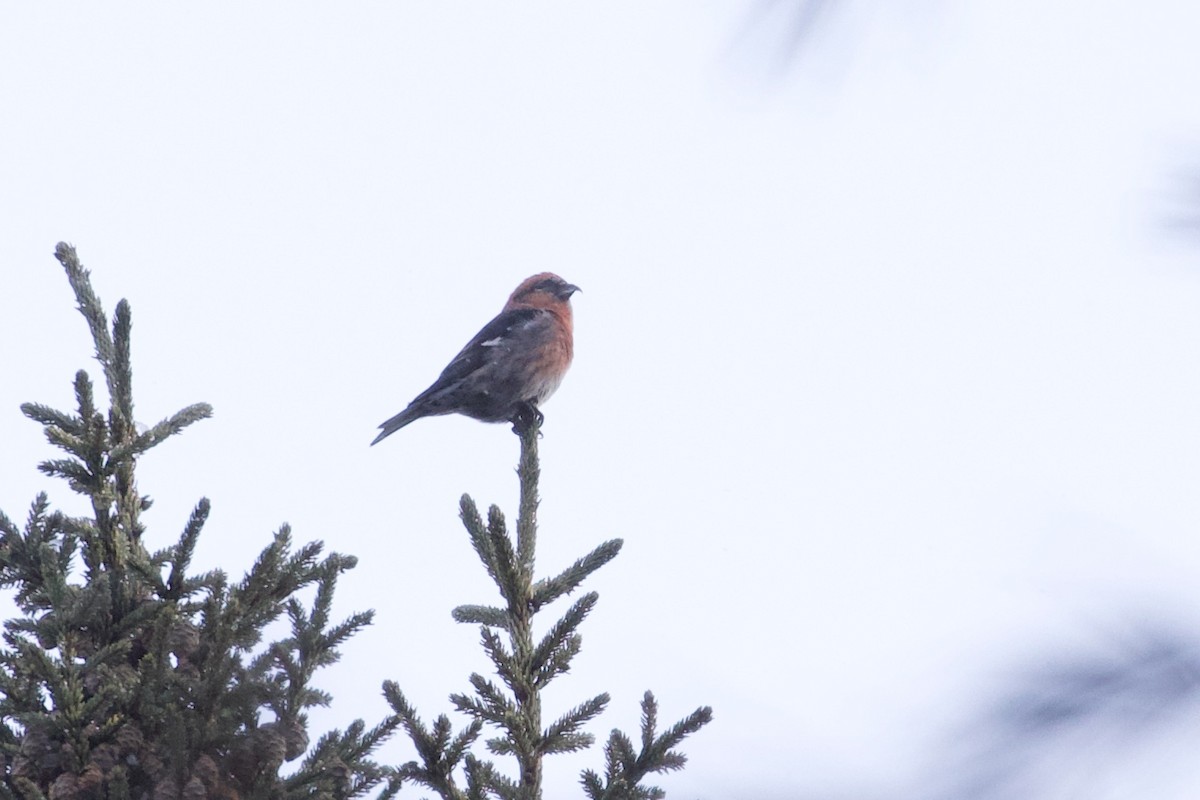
left=1166, top=169, right=1200, bottom=242
left=746, top=0, right=838, bottom=62
left=735, top=4, right=1200, bottom=245
left=924, top=622, right=1200, bottom=799
left=730, top=0, right=844, bottom=77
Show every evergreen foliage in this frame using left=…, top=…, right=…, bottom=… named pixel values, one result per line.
left=1, top=243, right=710, bottom=800
left=384, top=423, right=712, bottom=800
left=0, top=244, right=396, bottom=800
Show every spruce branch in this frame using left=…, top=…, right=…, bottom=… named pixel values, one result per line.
left=110, top=299, right=134, bottom=434
left=530, top=541, right=622, bottom=612
left=35, top=459, right=96, bottom=493
left=463, top=757, right=517, bottom=800
left=54, top=243, right=116, bottom=401
left=514, top=422, right=539, bottom=576
left=451, top=605, right=509, bottom=631
left=580, top=693, right=713, bottom=800
left=0, top=507, right=19, bottom=540
left=0, top=244, right=396, bottom=800
left=39, top=426, right=88, bottom=462
left=451, top=674, right=519, bottom=729
left=109, top=403, right=214, bottom=463
left=383, top=682, right=479, bottom=800
left=286, top=716, right=402, bottom=800
left=478, top=628, right=518, bottom=691
left=529, top=593, right=596, bottom=688
left=73, top=369, right=96, bottom=423
left=0, top=499, right=78, bottom=620
left=485, top=508, right=521, bottom=611
left=540, top=695, right=607, bottom=755
left=460, top=497, right=501, bottom=589
left=18, top=405, right=83, bottom=438
left=389, top=416, right=709, bottom=799
left=164, top=499, right=209, bottom=600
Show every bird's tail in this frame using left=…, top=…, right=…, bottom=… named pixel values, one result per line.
left=370, top=407, right=420, bottom=446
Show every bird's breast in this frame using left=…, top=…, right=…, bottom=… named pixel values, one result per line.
left=526, top=332, right=572, bottom=404
left=531, top=371, right=564, bottom=404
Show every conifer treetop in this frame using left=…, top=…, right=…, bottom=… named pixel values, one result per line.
left=0, top=243, right=398, bottom=800
left=387, top=420, right=712, bottom=800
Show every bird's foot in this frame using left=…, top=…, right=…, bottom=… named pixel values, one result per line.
left=511, top=403, right=544, bottom=436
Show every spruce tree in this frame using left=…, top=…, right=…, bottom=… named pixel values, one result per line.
left=383, top=421, right=712, bottom=800
left=1, top=243, right=711, bottom=800
left=0, top=243, right=397, bottom=800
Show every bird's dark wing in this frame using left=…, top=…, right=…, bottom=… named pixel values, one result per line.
left=428, top=306, right=545, bottom=387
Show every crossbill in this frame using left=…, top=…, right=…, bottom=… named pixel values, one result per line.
left=371, top=273, right=580, bottom=445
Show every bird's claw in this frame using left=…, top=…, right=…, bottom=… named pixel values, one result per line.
left=511, top=403, right=544, bottom=436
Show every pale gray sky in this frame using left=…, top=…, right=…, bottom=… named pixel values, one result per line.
left=4, top=3, right=1200, bottom=797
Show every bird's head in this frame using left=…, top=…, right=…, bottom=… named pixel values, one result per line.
left=506, top=273, right=581, bottom=311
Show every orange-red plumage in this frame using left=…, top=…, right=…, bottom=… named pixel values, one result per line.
left=371, top=273, right=580, bottom=445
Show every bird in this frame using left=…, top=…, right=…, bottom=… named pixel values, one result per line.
left=371, top=273, right=580, bottom=445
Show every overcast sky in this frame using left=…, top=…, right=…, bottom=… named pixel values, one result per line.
left=4, top=3, right=1200, bottom=798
